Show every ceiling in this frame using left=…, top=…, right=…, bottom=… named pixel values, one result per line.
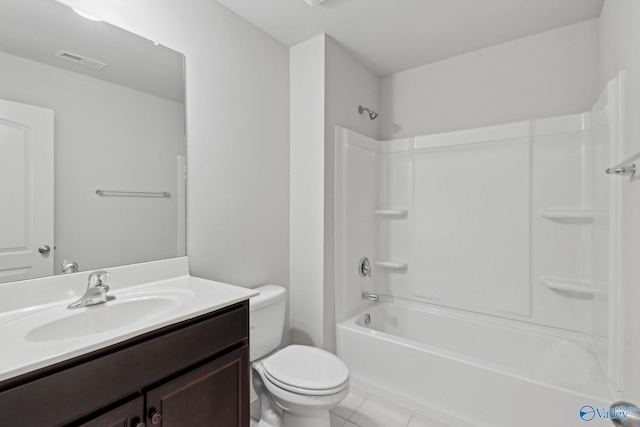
left=216, top=0, right=604, bottom=76
left=0, top=0, right=184, bottom=103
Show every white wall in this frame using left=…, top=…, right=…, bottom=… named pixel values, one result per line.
left=599, top=0, right=640, bottom=403
left=325, top=37, right=379, bottom=142
left=290, top=34, right=325, bottom=347
left=0, top=50, right=184, bottom=273
left=54, top=0, right=291, bottom=289
left=379, top=19, right=600, bottom=139
left=289, top=34, right=379, bottom=350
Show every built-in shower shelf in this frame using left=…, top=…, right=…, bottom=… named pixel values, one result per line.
left=374, top=209, right=409, bottom=219
left=540, top=209, right=607, bottom=224
left=540, top=276, right=607, bottom=299
left=375, top=261, right=408, bottom=270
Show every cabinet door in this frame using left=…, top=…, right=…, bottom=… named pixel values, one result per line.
left=146, top=346, right=249, bottom=427
left=78, top=396, right=144, bottom=427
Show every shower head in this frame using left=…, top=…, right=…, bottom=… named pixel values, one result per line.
left=358, top=105, right=378, bottom=120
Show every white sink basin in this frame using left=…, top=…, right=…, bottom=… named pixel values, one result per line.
left=11, top=288, right=194, bottom=342
left=0, top=258, right=259, bottom=384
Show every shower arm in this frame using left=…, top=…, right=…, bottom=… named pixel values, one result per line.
left=358, top=105, right=378, bottom=120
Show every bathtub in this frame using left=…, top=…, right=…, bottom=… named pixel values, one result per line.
left=336, top=301, right=614, bottom=427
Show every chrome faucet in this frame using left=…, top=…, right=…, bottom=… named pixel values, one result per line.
left=61, top=260, right=79, bottom=274
left=362, top=291, right=380, bottom=302
left=68, top=270, right=115, bottom=309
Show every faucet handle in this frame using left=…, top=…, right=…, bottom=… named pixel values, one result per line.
left=88, top=270, right=110, bottom=289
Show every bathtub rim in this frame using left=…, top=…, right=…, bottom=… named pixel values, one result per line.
left=347, top=295, right=603, bottom=351
left=337, top=300, right=615, bottom=401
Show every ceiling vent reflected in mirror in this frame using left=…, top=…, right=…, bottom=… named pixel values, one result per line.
left=56, top=50, right=107, bottom=70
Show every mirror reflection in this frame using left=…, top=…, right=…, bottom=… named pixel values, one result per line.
left=0, top=0, right=186, bottom=283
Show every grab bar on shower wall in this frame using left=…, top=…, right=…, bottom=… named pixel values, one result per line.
left=606, top=150, right=640, bottom=176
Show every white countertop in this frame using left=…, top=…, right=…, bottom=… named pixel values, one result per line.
left=0, top=258, right=258, bottom=383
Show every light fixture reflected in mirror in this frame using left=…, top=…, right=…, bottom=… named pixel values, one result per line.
left=71, top=7, right=102, bottom=22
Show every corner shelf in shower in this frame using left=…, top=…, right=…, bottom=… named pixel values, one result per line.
left=539, top=209, right=607, bottom=224
left=375, top=260, right=408, bottom=270
left=374, top=209, right=409, bottom=219
left=539, top=276, right=607, bottom=299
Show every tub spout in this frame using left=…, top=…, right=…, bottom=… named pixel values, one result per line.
left=362, top=291, right=380, bottom=302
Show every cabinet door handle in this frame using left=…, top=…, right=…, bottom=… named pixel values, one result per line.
left=131, top=416, right=146, bottom=427
left=151, top=411, right=162, bottom=425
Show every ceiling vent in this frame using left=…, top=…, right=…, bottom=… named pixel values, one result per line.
left=55, top=50, right=106, bottom=70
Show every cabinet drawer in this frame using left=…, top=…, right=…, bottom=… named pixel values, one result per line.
left=0, top=302, right=248, bottom=427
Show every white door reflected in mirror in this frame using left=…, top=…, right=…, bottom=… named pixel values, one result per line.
left=0, top=98, right=54, bottom=283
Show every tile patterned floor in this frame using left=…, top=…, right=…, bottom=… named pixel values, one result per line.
left=330, top=387, right=449, bottom=427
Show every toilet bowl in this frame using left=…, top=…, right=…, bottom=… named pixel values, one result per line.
left=249, top=286, right=350, bottom=427
left=252, top=345, right=349, bottom=427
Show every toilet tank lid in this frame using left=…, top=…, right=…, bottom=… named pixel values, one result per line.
left=250, top=284, right=286, bottom=311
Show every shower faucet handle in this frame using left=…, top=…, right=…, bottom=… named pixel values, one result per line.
left=358, top=257, right=371, bottom=277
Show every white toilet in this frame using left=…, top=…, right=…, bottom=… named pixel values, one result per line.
left=250, top=285, right=349, bottom=427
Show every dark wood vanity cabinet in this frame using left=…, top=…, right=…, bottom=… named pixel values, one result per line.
left=145, top=348, right=246, bottom=426
left=79, top=397, right=145, bottom=427
left=0, top=301, right=250, bottom=427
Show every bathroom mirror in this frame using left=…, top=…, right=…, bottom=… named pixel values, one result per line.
left=0, top=0, right=186, bottom=284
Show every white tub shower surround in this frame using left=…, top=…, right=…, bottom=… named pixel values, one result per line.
left=335, top=76, right=624, bottom=427
left=338, top=302, right=610, bottom=427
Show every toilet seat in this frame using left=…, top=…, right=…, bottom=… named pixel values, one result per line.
left=262, top=370, right=348, bottom=396
left=261, top=345, right=349, bottom=396
left=255, top=362, right=350, bottom=414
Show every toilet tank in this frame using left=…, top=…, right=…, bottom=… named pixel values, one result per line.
left=249, top=284, right=286, bottom=361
